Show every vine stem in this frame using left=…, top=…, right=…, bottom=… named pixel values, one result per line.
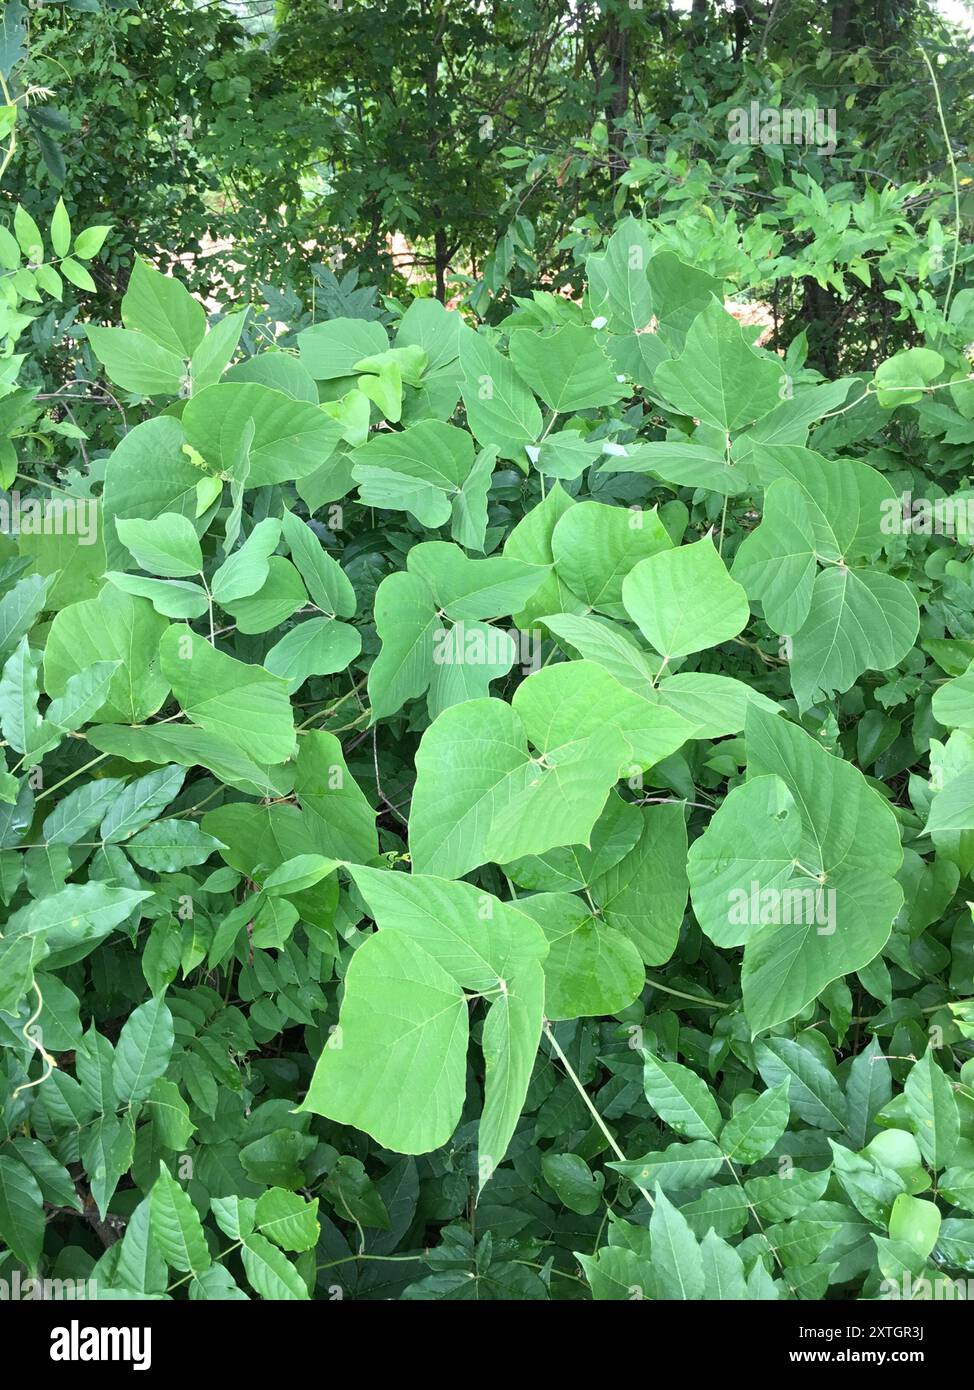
left=542, top=1020, right=655, bottom=1209
left=316, top=1253, right=423, bottom=1272
left=0, top=71, right=16, bottom=183
left=167, top=1241, right=241, bottom=1294
left=199, top=571, right=216, bottom=644
left=34, top=750, right=109, bottom=802
left=920, top=45, right=960, bottom=316
left=717, top=494, right=729, bottom=558
left=717, top=439, right=731, bottom=557
left=11, top=981, right=58, bottom=1099
left=643, top=976, right=729, bottom=1009
left=297, top=676, right=368, bottom=730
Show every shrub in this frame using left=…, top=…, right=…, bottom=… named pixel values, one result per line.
left=1, top=220, right=972, bottom=1301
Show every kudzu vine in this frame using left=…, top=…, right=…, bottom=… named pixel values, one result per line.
left=1, top=216, right=973, bottom=1301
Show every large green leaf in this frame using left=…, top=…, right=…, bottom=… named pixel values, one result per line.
left=653, top=299, right=783, bottom=431
left=788, top=567, right=919, bottom=711
left=0, top=1156, right=44, bottom=1272
left=254, top=1189, right=320, bottom=1253
left=508, top=324, right=627, bottom=412
left=0, top=575, right=51, bottom=662
left=755, top=1037, right=848, bottom=1132
left=459, top=327, right=542, bottom=460
left=502, top=791, right=642, bottom=892
left=241, top=1232, right=308, bottom=1300
left=300, top=931, right=469, bottom=1154
left=479, top=961, right=544, bottom=1189
left=298, top=317, right=388, bottom=379
left=514, top=891, right=645, bottom=1020
left=100, top=764, right=185, bottom=843
left=112, top=997, right=175, bottom=1107
left=551, top=500, right=673, bottom=618
left=127, top=819, right=224, bottom=872
left=17, top=499, right=107, bottom=610
left=44, top=586, right=170, bottom=724
left=904, top=1049, right=959, bottom=1170
left=585, top=218, right=654, bottom=332
left=368, top=571, right=441, bottom=720
left=101, top=416, right=213, bottom=569
left=0, top=636, right=43, bottom=760
left=311, top=867, right=547, bottom=1177
left=116, top=512, right=203, bottom=579
left=368, top=543, right=545, bottom=720
left=281, top=510, right=356, bottom=617
left=700, top=1229, right=749, bottom=1300
left=211, top=517, right=282, bottom=604
left=265, top=616, right=361, bottom=691
left=622, top=534, right=750, bottom=660
left=543, top=611, right=659, bottom=691
left=5, top=883, right=151, bottom=969
left=601, top=439, right=748, bottom=495
left=591, top=803, right=689, bottom=965
left=643, top=1053, right=722, bottom=1140
left=85, top=326, right=186, bottom=396
left=747, top=445, right=897, bottom=561
left=649, top=671, right=780, bottom=738
left=503, top=483, right=586, bottom=626
left=731, top=477, right=817, bottom=634
left=844, top=1036, right=892, bottom=1149
left=351, top=421, right=474, bottom=526
left=924, top=773, right=974, bottom=834
left=932, top=660, right=974, bottom=730
left=649, top=1187, right=704, bottom=1299
left=149, top=1161, right=211, bottom=1274
left=160, top=625, right=295, bottom=764
left=409, top=661, right=693, bottom=878
left=190, top=309, right=248, bottom=393
left=407, top=541, right=547, bottom=621
left=688, top=706, right=903, bottom=1033
left=221, top=557, right=306, bottom=634
left=86, top=722, right=292, bottom=799
left=293, top=731, right=377, bottom=864
left=183, top=383, right=342, bottom=487
left=114, top=1197, right=167, bottom=1296
left=347, top=866, right=548, bottom=990
left=719, top=1082, right=790, bottom=1164
left=122, top=257, right=206, bottom=357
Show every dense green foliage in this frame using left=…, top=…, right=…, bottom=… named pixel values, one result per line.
left=1, top=0, right=974, bottom=1306
left=8, top=1, right=973, bottom=349
left=1, top=213, right=974, bottom=1301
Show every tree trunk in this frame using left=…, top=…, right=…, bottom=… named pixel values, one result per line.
left=603, top=12, right=629, bottom=183
left=732, top=1, right=751, bottom=60
left=434, top=228, right=448, bottom=304
left=801, top=278, right=843, bottom=376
